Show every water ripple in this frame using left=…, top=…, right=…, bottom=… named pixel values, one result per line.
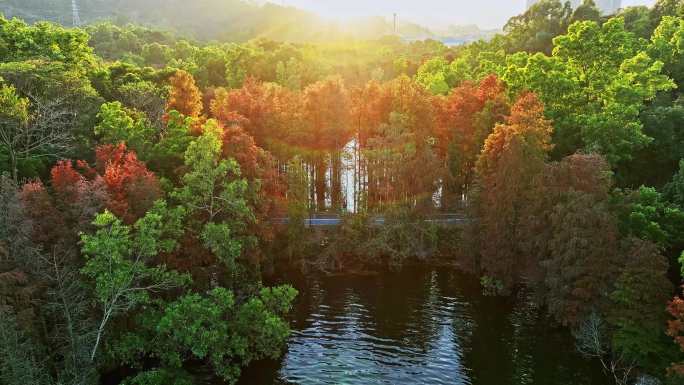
left=279, top=272, right=472, bottom=385
left=237, top=269, right=605, bottom=385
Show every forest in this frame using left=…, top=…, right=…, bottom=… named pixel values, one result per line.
left=0, top=0, right=494, bottom=43
left=2, top=0, right=684, bottom=384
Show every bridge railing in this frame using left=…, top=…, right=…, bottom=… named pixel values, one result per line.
left=270, top=212, right=470, bottom=227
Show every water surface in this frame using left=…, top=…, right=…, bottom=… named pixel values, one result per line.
left=238, top=268, right=604, bottom=385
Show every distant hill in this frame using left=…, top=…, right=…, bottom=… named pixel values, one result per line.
left=0, top=0, right=499, bottom=43
left=527, top=0, right=622, bottom=15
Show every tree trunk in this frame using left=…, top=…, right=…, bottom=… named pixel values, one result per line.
left=331, top=150, right=341, bottom=211
left=308, top=162, right=316, bottom=211
left=9, top=150, right=18, bottom=183
left=315, top=155, right=326, bottom=211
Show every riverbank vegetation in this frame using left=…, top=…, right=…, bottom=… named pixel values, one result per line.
left=2, top=0, right=684, bottom=384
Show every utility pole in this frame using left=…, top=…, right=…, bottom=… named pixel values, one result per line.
left=393, top=13, right=397, bottom=34
left=72, top=0, right=81, bottom=27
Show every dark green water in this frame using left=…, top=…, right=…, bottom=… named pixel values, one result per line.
left=237, top=268, right=606, bottom=385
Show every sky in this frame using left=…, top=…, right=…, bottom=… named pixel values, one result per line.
left=275, top=0, right=657, bottom=29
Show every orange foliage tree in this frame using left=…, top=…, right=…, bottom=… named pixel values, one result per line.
left=210, top=79, right=305, bottom=161
left=474, top=92, right=553, bottom=290
left=303, top=77, right=351, bottom=211
left=211, top=78, right=273, bottom=147
left=350, top=80, right=393, bottom=210
left=222, top=123, right=285, bottom=241
left=435, top=75, right=509, bottom=205
left=207, top=81, right=291, bottom=238
left=166, top=70, right=203, bottom=119
left=359, top=76, right=442, bottom=212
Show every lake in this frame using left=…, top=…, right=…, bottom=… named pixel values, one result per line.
left=237, top=267, right=605, bottom=385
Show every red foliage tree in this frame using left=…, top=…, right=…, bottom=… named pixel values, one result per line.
left=19, top=180, right=66, bottom=246
left=668, top=288, right=684, bottom=375
left=517, top=153, right=614, bottom=284
left=27, top=160, right=109, bottom=233
left=94, top=143, right=161, bottom=223
left=50, top=160, right=86, bottom=204
left=544, top=191, right=619, bottom=326
left=36, top=145, right=160, bottom=227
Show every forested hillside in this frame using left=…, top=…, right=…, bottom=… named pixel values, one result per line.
left=0, top=0, right=492, bottom=42
left=2, top=0, right=684, bottom=384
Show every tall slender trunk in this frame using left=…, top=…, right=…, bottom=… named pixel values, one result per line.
left=315, top=155, right=326, bottom=211
left=354, top=137, right=360, bottom=212
left=331, top=150, right=341, bottom=211
left=308, top=162, right=316, bottom=211
left=91, top=307, right=112, bottom=362
left=368, top=159, right=376, bottom=211
left=9, top=149, right=17, bottom=182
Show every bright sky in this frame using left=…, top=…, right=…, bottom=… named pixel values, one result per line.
left=277, top=0, right=657, bottom=29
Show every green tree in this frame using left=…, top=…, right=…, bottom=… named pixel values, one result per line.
left=570, top=0, right=601, bottom=24
left=141, top=42, right=171, bottom=68
left=618, top=6, right=655, bottom=38
left=609, top=238, right=675, bottom=374
left=112, top=285, right=297, bottom=385
left=650, top=0, right=684, bottom=33
left=80, top=202, right=188, bottom=362
left=225, top=44, right=257, bottom=88
left=415, top=57, right=453, bottom=95
left=503, top=0, right=573, bottom=54
left=123, top=369, right=193, bottom=385
left=276, top=57, right=304, bottom=90
left=94, top=101, right=154, bottom=155
left=649, top=15, right=684, bottom=86
left=620, top=94, right=684, bottom=187
left=666, top=159, right=684, bottom=208
left=0, top=84, right=30, bottom=181
left=503, top=17, right=674, bottom=164
left=0, top=16, right=95, bottom=65
left=0, top=60, right=103, bottom=175
left=147, top=110, right=193, bottom=178
left=189, top=46, right=229, bottom=88
left=617, top=186, right=684, bottom=248
left=172, top=119, right=254, bottom=271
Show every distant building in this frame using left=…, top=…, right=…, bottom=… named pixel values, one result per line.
left=526, top=0, right=621, bottom=15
